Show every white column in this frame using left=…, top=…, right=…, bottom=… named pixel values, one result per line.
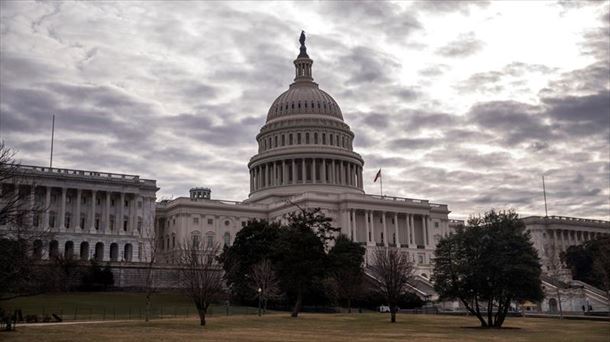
left=365, top=211, right=370, bottom=243
left=105, top=192, right=111, bottom=234
left=340, top=161, right=344, bottom=185
left=394, top=213, right=400, bottom=248
left=382, top=211, right=388, bottom=247
left=90, top=190, right=96, bottom=231
left=312, top=159, right=317, bottom=184
left=292, top=159, right=296, bottom=184
left=120, top=192, right=125, bottom=234
left=301, top=158, right=306, bottom=183
left=409, top=214, right=415, bottom=247
left=322, top=159, right=326, bottom=183
left=44, top=186, right=51, bottom=229
left=370, top=211, right=376, bottom=244
left=75, top=189, right=82, bottom=229
left=283, top=160, right=288, bottom=185
left=59, top=187, right=67, bottom=231
left=130, top=195, right=137, bottom=235
left=351, top=209, right=357, bottom=242
left=424, top=215, right=429, bottom=247
left=29, top=185, right=35, bottom=226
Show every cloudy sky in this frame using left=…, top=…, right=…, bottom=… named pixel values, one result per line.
left=1, top=1, right=608, bottom=220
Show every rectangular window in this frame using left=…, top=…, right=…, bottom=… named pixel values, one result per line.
left=274, top=136, right=278, bottom=147
left=282, top=135, right=285, bottom=146
left=111, top=199, right=115, bottom=206
left=241, top=221, right=246, bottom=227
left=82, top=197, right=87, bottom=204
left=289, top=134, right=293, bottom=145
left=297, top=133, right=301, bottom=144
left=125, top=200, right=129, bottom=207
left=81, top=216, right=86, bottom=229
left=207, top=236, right=214, bottom=248
left=193, top=217, right=199, bottom=224
left=435, top=222, right=439, bottom=228
left=67, top=196, right=72, bottom=204
left=65, top=215, right=71, bottom=228
left=96, top=198, right=101, bottom=205
left=95, top=218, right=100, bottom=230
left=123, top=219, right=128, bottom=231
left=208, top=218, right=213, bottom=225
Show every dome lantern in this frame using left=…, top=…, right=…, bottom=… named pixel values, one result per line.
left=294, top=31, right=313, bottom=82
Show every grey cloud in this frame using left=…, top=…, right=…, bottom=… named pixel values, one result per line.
left=389, top=137, right=442, bottom=150
left=413, top=1, right=490, bottom=14
left=436, top=32, right=484, bottom=58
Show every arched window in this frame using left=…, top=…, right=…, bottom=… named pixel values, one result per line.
left=65, top=241, right=74, bottom=259
left=95, top=242, right=104, bottom=262
left=49, top=240, right=59, bottom=258
left=224, top=232, right=231, bottom=247
left=289, top=134, right=293, bottom=145
left=305, top=133, right=309, bottom=144
left=297, top=133, right=301, bottom=144
left=80, top=241, right=89, bottom=261
left=314, top=133, right=318, bottom=144
left=110, top=243, right=119, bottom=262
left=282, top=135, right=285, bottom=146
left=124, top=243, right=133, bottom=262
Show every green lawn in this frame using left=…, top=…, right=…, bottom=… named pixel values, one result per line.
left=3, top=312, right=609, bottom=341
left=1, top=292, right=259, bottom=321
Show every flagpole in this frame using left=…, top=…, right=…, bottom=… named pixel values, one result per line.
left=50, top=114, right=55, bottom=168
left=380, top=169, right=383, bottom=197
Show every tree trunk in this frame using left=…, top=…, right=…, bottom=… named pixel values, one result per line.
left=145, top=293, right=151, bottom=322
left=347, top=298, right=352, bottom=314
left=557, top=288, right=563, bottom=319
left=390, top=305, right=396, bottom=323
left=198, top=309, right=207, bottom=326
left=291, top=290, right=302, bottom=318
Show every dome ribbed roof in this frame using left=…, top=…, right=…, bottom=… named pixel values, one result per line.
left=266, top=83, right=343, bottom=122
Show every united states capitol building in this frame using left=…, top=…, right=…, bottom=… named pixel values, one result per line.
left=2, top=33, right=609, bottom=312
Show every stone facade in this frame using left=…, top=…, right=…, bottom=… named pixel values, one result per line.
left=0, top=165, right=158, bottom=263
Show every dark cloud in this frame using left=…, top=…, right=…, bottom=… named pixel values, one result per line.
left=0, top=1, right=607, bottom=220
left=436, top=32, right=484, bottom=58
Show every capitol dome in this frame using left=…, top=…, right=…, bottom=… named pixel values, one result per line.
left=248, top=31, right=364, bottom=201
left=266, top=83, right=343, bottom=122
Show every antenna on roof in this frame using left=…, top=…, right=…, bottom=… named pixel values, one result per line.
left=49, top=114, right=55, bottom=168
left=542, top=175, right=549, bottom=217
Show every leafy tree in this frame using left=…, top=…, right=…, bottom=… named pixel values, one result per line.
left=563, top=236, right=610, bottom=291
left=370, top=248, right=414, bottom=323
left=219, top=219, right=281, bottom=302
left=271, top=207, right=339, bottom=317
left=432, top=210, right=543, bottom=328
left=328, top=234, right=365, bottom=313
left=563, top=236, right=610, bottom=311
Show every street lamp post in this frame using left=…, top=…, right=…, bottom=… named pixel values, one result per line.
left=257, top=287, right=262, bottom=316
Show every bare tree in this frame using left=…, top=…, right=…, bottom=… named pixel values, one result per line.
left=176, top=238, right=225, bottom=327
left=370, top=248, right=414, bottom=323
left=249, top=259, right=282, bottom=314
left=0, top=142, right=52, bottom=302
left=140, top=215, right=159, bottom=322
left=546, top=239, right=564, bottom=319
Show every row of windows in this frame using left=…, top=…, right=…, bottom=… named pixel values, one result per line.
left=161, top=232, right=232, bottom=250
left=166, top=217, right=247, bottom=228
left=259, top=131, right=351, bottom=151
left=272, top=100, right=338, bottom=114
left=45, top=195, right=141, bottom=208
left=37, top=212, right=142, bottom=232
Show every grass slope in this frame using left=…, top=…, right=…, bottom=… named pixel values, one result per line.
left=4, top=313, right=610, bottom=342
